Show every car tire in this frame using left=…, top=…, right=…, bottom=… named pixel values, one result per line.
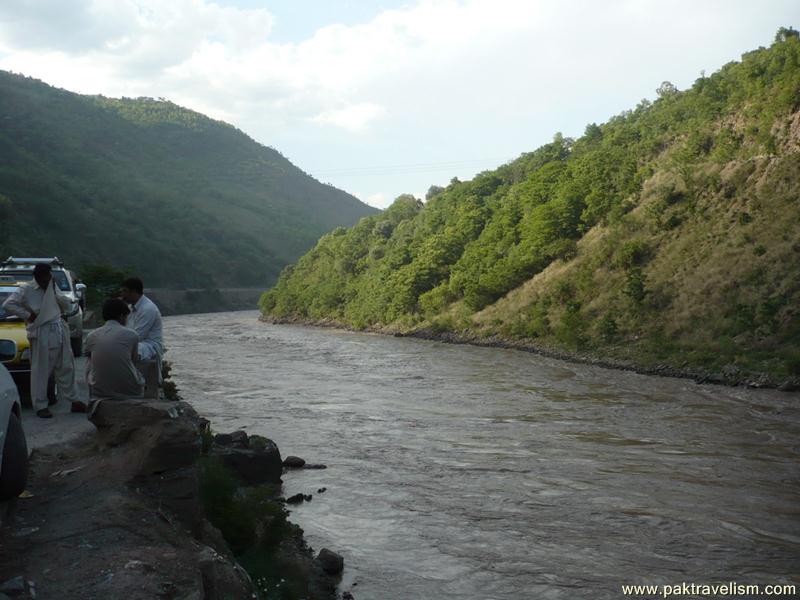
left=71, top=336, right=83, bottom=358
left=0, top=412, right=29, bottom=501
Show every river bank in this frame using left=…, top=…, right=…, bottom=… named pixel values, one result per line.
left=0, top=397, right=345, bottom=600
left=260, top=314, right=800, bottom=391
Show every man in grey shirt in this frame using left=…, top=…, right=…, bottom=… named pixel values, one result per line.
left=85, top=298, right=144, bottom=400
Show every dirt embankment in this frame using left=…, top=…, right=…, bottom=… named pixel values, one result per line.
left=0, top=399, right=338, bottom=600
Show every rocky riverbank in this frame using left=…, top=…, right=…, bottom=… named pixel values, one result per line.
left=260, top=314, right=800, bottom=392
left=0, top=399, right=347, bottom=600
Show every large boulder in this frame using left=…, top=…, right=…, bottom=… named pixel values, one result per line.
left=210, top=436, right=282, bottom=485
left=89, top=399, right=205, bottom=533
left=315, top=548, right=344, bottom=575
left=90, top=400, right=200, bottom=449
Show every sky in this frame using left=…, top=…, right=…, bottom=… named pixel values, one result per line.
left=0, top=1, right=797, bottom=209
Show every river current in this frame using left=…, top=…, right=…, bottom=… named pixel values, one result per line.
left=165, top=311, right=799, bottom=599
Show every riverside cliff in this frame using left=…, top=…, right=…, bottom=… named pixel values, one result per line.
left=0, top=399, right=342, bottom=600
left=259, top=32, right=800, bottom=386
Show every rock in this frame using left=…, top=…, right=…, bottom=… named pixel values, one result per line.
left=302, top=464, right=327, bottom=470
left=196, top=546, right=256, bottom=600
left=90, top=399, right=200, bottom=447
left=139, top=411, right=203, bottom=475
left=304, top=494, right=313, bottom=502
left=248, top=435, right=269, bottom=450
left=213, top=433, right=233, bottom=446
left=315, top=548, right=344, bottom=575
left=229, top=430, right=249, bottom=448
left=201, top=521, right=234, bottom=559
left=317, top=487, right=327, bottom=494
left=283, top=455, right=306, bottom=468
left=343, top=592, right=355, bottom=600
left=285, top=493, right=305, bottom=504
left=0, top=576, right=25, bottom=595
left=721, top=364, right=741, bottom=380
left=778, top=378, right=800, bottom=392
left=210, top=439, right=282, bottom=485
left=124, top=560, right=155, bottom=572
left=213, top=430, right=248, bottom=449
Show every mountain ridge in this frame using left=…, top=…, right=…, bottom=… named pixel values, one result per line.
left=260, top=30, right=800, bottom=382
left=0, top=71, right=378, bottom=287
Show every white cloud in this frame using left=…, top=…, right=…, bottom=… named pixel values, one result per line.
left=364, top=192, right=389, bottom=209
left=311, top=102, right=386, bottom=132
left=0, top=0, right=795, bottom=203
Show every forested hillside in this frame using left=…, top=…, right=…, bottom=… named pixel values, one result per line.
left=261, top=30, right=800, bottom=382
left=0, top=73, right=377, bottom=287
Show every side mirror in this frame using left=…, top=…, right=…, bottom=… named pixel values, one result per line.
left=76, top=283, right=87, bottom=294
left=0, top=339, right=17, bottom=362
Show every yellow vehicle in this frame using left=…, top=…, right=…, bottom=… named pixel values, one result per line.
left=0, top=277, right=30, bottom=375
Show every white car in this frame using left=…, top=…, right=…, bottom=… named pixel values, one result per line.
left=0, top=362, right=27, bottom=501
left=0, top=257, right=86, bottom=356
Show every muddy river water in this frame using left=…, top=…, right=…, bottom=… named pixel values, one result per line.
left=165, top=311, right=799, bottom=599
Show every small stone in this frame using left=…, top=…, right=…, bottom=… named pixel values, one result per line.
left=302, top=463, right=327, bottom=470
left=317, top=487, right=327, bottom=494
left=285, top=493, right=305, bottom=504
left=303, top=494, right=313, bottom=502
left=283, top=456, right=306, bottom=468
left=0, top=576, right=25, bottom=594
left=316, top=548, right=344, bottom=575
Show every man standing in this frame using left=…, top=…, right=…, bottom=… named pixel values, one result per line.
left=85, top=298, right=144, bottom=400
left=2, top=263, right=84, bottom=418
left=120, top=277, right=164, bottom=362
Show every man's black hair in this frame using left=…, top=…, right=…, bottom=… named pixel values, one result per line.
left=121, top=277, right=144, bottom=294
left=102, top=297, right=131, bottom=322
left=32, top=263, right=52, bottom=276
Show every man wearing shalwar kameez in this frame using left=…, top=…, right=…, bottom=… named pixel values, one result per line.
left=2, top=263, right=84, bottom=417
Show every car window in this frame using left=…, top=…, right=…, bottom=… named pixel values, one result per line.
left=0, top=271, right=71, bottom=291
left=0, top=290, right=23, bottom=322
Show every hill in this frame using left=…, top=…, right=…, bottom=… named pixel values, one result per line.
left=260, top=29, right=800, bottom=384
left=0, top=72, right=377, bottom=287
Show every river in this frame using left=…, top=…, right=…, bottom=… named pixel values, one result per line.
left=164, top=311, right=800, bottom=600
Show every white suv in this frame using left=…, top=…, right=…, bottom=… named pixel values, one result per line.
left=0, top=257, right=86, bottom=356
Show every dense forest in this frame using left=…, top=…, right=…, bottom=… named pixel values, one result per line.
left=261, top=30, right=800, bottom=382
left=0, top=73, right=377, bottom=287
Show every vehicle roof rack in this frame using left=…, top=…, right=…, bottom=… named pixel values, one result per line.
left=1, top=257, right=64, bottom=267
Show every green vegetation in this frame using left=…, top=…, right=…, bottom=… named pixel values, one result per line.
left=0, top=73, right=377, bottom=287
left=261, top=32, right=800, bottom=381
left=199, top=457, right=307, bottom=599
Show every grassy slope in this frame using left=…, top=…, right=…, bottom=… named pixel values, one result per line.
left=0, top=72, right=377, bottom=287
left=260, top=34, right=800, bottom=382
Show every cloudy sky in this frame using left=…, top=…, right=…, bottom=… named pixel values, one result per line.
left=0, top=1, right=796, bottom=208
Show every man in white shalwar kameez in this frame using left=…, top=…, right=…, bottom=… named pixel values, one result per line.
left=121, top=277, right=164, bottom=392
left=2, top=263, right=84, bottom=418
